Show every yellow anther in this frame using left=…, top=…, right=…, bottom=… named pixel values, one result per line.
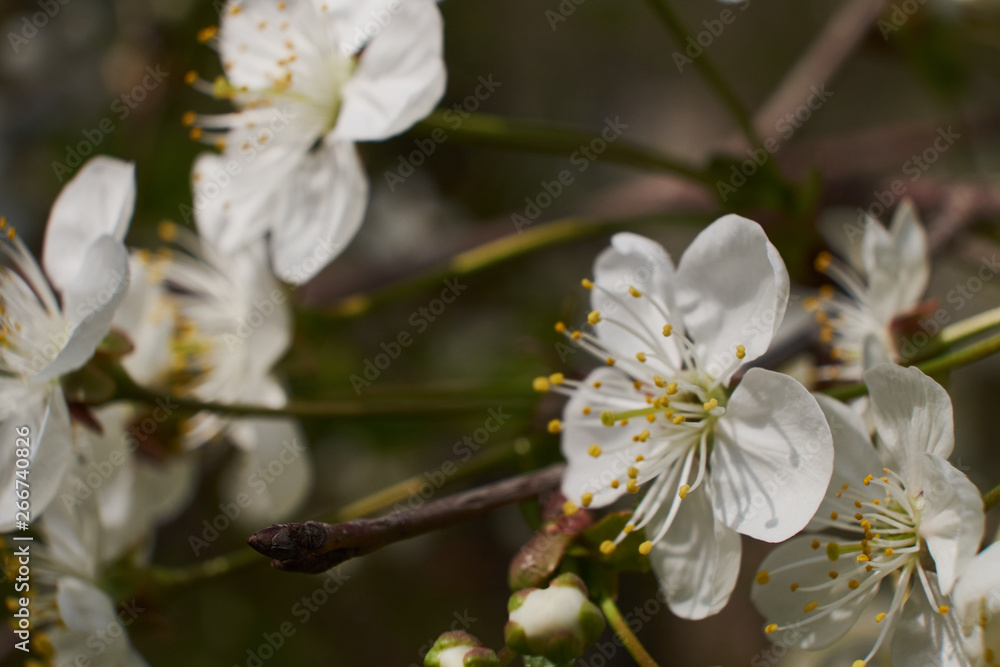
left=875, top=612, right=886, bottom=623
left=555, top=322, right=566, bottom=333
left=819, top=285, right=835, bottom=300
left=635, top=455, right=645, bottom=462
left=563, top=501, right=578, bottom=516
left=678, top=484, right=690, bottom=500
left=828, top=571, right=839, bottom=580
left=863, top=474, right=874, bottom=486
left=804, top=601, right=818, bottom=613
left=703, top=398, right=718, bottom=411
left=623, top=524, right=635, bottom=534
left=811, top=539, right=821, bottom=550
left=638, top=541, right=653, bottom=555
left=814, top=251, right=833, bottom=272
left=765, top=624, right=778, bottom=635
left=646, top=414, right=656, bottom=423
left=853, top=661, right=866, bottom=667
left=549, top=373, right=565, bottom=385
left=872, top=499, right=880, bottom=506
left=189, top=127, right=204, bottom=140
left=755, top=571, right=770, bottom=585
left=582, top=278, right=594, bottom=290
left=856, top=554, right=870, bottom=563
left=158, top=221, right=177, bottom=241
left=803, top=296, right=820, bottom=312
left=583, top=407, right=592, bottom=416
left=662, top=324, right=673, bottom=337
left=938, top=605, right=949, bottom=615
left=855, top=513, right=864, bottom=520
left=653, top=376, right=666, bottom=388
left=610, top=480, right=620, bottom=489
left=830, top=512, right=839, bottom=520
left=197, top=25, right=218, bottom=42
left=826, top=542, right=840, bottom=561
left=626, top=479, right=640, bottom=494
left=789, top=583, right=799, bottom=592
left=666, top=382, right=678, bottom=395
left=182, top=110, right=197, bottom=126
left=628, top=286, right=642, bottom=298
left=599, top=540, right=616, bottom=555
left=627, top=466, right=639, bottom=479
left=671, top=414, right=686, bottom=425
left=636, top=352, right=647, bottom=362
left=592, top=380, right=601, bottom=388
left=855, top=500, right=863, bottom=508
left=605, top=357, right=616, bottom=366
left=581, top=493, right=593, bottom=508
left=533, top=377, right=551, bottom=392
left=588, top=444, right=602, bottom=457
left=735, top=344, right=746, bottom=359
left=637, top=430, right=650, bottom=442
left=883, top=548, right=894, bottom=557
left=587, top=310, right=601, bottom=325
left=547, top=419, right=562, bottom=434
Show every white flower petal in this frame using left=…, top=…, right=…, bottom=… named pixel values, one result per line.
left=750, top=536, right=881, bottom=650
left=57, top=576, right=118, bottom=633
left=333, top=0, right=446, bottom=141
left=223, top=417, right=312, bottom=523
left=590, top=232, right=681, bottom=370
left=915, top=453, right=984, bottom=595
left=953, top=541, right=1000, bottom=630
left=891, top=571, right=971, bottom=667
left=710, top=368, right=833, bottom=542
left=34, top=236, right=130, bottom=383
left=865, top=365, right=955, bottom=472
left=113, top=254, right=175, bottom=387
left=559, top=367, right=646, bottom=508
left=267, top=139, right=368, bottom=284
left=42, top=157, right=135, bottom=293
left=0, top=387, right=72, bottom=532
left=674, top=215, right=789, bottom=381
left=863, top=200, right=929, bottom=320
left=649, top=482, right=741, bottom=620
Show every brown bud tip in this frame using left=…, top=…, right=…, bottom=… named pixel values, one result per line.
left=247, top=522, right=326, bottom=560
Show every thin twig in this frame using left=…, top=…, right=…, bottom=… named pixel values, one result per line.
left=599, top=596, right=660, bottom=667
left=248, top=464, right=567, bottom=573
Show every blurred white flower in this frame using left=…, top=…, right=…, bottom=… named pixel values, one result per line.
left=810, top=200, right=930, bottom=382
left=113, top=223, right=311, bottom=523
left=505, top=573, right=604, bottom=662
left=752, top=365, right=984, bottom=667
left=188, top=0, right=446, bottom=284
left=543, top=218, right=833, bottom=620
left=0, top=156, right=135, bottom=532
left=953, top=540, right=1000, bottom=666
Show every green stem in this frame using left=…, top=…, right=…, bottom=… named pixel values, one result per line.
left=324, top=213, right=711, bottom=319
left=413, top=111, right=713, bottom=184
left=939, top=305, right=1000, bottom=347
left=641, top=0, right=763, bottom=154
left=600, top=596, right=660, bottom=667
left=984, top=483, right=1000, bottom=512
left=825, top=329, right=1000, bottom=401
left=148, top=548, right=260, bottom=587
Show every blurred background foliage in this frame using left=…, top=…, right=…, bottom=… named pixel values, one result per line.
left=2, top=0, right=1000, bottom=664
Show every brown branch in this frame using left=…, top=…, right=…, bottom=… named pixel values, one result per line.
left=248, top=464, right=567, bottom=573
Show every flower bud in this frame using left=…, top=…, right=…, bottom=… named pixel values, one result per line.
left=504, top=573, right=605, bottom=662
left=424, top=631, right=500, bottom=667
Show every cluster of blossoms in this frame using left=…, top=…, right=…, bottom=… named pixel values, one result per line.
left=1, top=0, right=997, bottom=665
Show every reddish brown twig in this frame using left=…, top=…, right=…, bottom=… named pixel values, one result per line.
left=248, top=464, right=567, bottom=573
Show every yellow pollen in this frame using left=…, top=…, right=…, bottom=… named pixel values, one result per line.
left=610, top=480, right=620, bottom=489
left=646, top=414, right=656, bottom=423
left=583, top=407, right=592, bottom=416
left=830, top=512, right=839, bottom=520
left=735, top=344, right=746, bottom=359
left=848, top=579, right=860, bottom=590
left=637, top=430, right=650, bottom=442
left=872, top=499, right=880, bottom=505
left=636, top=352, right=647, bottom=362
left=875, top=612, right=886, bottom=623
left=866, top=565, right=874, bottom=572
left=189, top=127, right=204, bottom=140
left=811, top=539, right=821, bottom=550
left=182, top=110, right=197, bottom=126
left=938, top=605, right=949, bottom=615
left=863, top=474, right=874, bottom=486
left=672, top=415, right=685, bottom=425
left=638, top=541, right=653, bottom=555
left=626, top=479, right=640, bottom=494
left=627, top=466, right=639, bottom=479
left=581, top=493, right=593, bottom=507
left=883, top=548, right=894, bottom=557
left=547, top=419, right=562, bottom=434
left=605, top=357, right=616, bottom=366
left=623, top=524, right=635, bottom=533
left=563, top=501, right=578, bottom=516
left=765, top=624, right=778, bottom=635
left=819, top=285, right=835, bottom=300
left=592, top=380, right=601, bottom=388
left=158, top=221, right=177, bottom=241
left=835, top=492, right=842, bottom=498
left=755, top=571, right=770, bottom=585
left=828, top=571, right=839, bottom=580
left=588, top=444, right=602, bottom=457
left=855, top=500, right=863, bottom=508
left=842, top=484, right=850, bottom=490
left=814, top=251, right=833, bottom=272
left=880, top=476, right=889, bottom=483
left=855, top=513, right=864, bottom=520
left=803, top=296, right=820, bottom=312
left=804, top=601, right=818, bottom=613
left=599, top=540, right=616, bottom=555
left=666, top=382, right=678, bottom=395
left=678, top=484, right=690, bottom=500
left=653, top=376, right=666, bottom=388
left=856, top=554, right=870, bottom=563
left=549, top=373, right=565, bottom=385
left=635, top=455, right=645, bottom=462
left=628, top=286, right=642, bottom=298
left=852, top=662, right=866, bottom=667
left=662, top=324, right=673, bottom=337
left=790, top=583, right=799, bottom=591
left=582, top=278, right=594, bottom=290
left=555, top=322, right=566, bottom=333
left=703, top=398, right=718, bottom=411
left=197, top=25, right=218, bottom=43
left=984, top=648, right=994, bottom=662
left=533, top=377, right=551, bottom=392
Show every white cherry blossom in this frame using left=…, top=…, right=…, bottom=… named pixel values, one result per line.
left=542, top=217, right=834, bottom=620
